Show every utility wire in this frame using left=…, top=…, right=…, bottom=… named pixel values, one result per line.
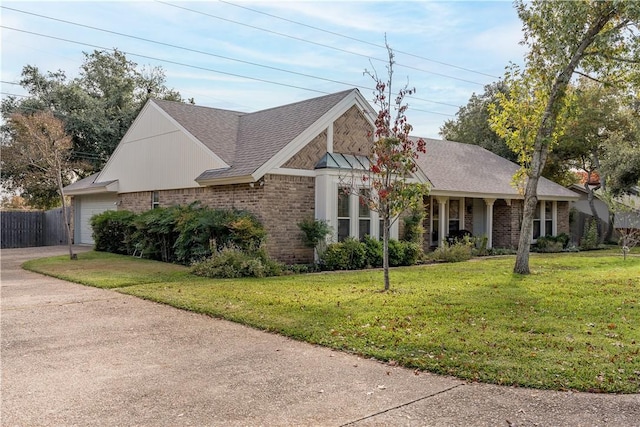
left=0, top=92, right=28, bottom=98
left=219, top=0, right=501, bottom=79
left=1, top=6, right=364, bottom=92
left=1, top=26, right=331, bottom=95
left=0, top=17, right=461, bottom=109
left=155, top=1, right=486, bottom=87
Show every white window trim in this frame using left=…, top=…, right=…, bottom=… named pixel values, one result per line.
left=152, top=191, right=160, bottom=209
left=531, top=200, right=557, bottom=242
left=315, top=170, right=397, bottom=243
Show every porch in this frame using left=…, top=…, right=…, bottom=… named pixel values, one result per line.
left=424, top=195, right=570, bottom=250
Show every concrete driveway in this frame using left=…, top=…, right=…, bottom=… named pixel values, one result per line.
left=2, top=246, right=639, bottom=426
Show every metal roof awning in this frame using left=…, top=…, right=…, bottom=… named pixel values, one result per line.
left=315, top=152, right=371, bottom=170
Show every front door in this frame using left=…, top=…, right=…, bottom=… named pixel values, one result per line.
left=472, top=198, right=486, bottom=237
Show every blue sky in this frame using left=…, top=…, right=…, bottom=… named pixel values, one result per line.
left=1, top=1, right=526, bottom=138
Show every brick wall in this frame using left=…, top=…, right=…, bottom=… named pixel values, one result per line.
left=333, top=105, right=373, bottom=155
left=118, top=175, right=315, bottom=264
left=493, top=199, right=512, bottom=248
left=557, top=201, right=570, bottom=235
left=120, top=191, right=154, bottom=213
left=282, top=130, right=327, bottom=169
left=464, top=199, right=473, bottom=231
left=257, top=174, right=315, bottom=264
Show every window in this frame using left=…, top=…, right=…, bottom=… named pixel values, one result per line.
left=335, top=186, right=386, bottom=241
left=358, top=189, right=371, bottom=240
left=431, top=201, right=439, bottom=245
left=337, top=191, right=350, bottom=242
left=532, top=201, right=555, bottom=240
left=152, top=191, right=160, bottom=209
left=533, top=202, right=542, bottom=239
left=545, top=202, right=553, bottom=236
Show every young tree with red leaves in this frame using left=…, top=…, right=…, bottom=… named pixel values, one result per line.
left=345, top=42, right=429, bottom=291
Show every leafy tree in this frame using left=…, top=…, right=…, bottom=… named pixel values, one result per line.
left=489, top=0, right=640, bottom=274
left=598, top=189, right=640, bottom=260
left=602, top=138, right=640, bottom=195
left=440, top=81, right=517, bottom=162
left=344, top=41, right=429, bottom=291
left=3, top=111, right=77, bottom=259
left=441, top=80, right=577, bottom=186
left=555, top=78, right=638, bottom=242
left=600, top=97, right=640, bottom=196
left=1, top=50, right=183, bottom=207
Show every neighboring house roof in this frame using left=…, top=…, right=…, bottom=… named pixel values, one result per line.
left=414, top=138, right=578, bottom=200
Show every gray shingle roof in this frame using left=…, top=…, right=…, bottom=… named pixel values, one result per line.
left=152, top=100, right=244, bottom=165
left=196, top=89, right=357, bottom=181
left=414, top=138, right=577, bottom=199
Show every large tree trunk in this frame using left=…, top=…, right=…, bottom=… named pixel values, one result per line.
left=513, top=9, right=614, bottom=274
left=585, top=182, right=603, bottom=243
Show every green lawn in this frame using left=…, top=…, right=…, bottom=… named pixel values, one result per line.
left=24, top=249, right=640, bottom=393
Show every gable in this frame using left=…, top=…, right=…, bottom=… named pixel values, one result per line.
left=98, top=102, right=228, bottom=193
left=198, top=89, right=376, bottom=184
left=333, top=105, right=373, bottom=155
left=282, top=130, right=327, bottom=170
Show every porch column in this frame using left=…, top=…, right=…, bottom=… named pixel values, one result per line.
left=436, top=196, right=448, bottom=247
left=484, top=198, right=496, bottom=248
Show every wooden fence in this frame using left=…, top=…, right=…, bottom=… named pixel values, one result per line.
left=1, top=207, right=70, bottom=249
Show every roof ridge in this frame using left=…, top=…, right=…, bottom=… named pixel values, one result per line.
left=150, top=98, right=246, bottom=116
left=245, top=88, right=357, bottom=116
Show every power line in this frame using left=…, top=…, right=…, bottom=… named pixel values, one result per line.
left=219, top=0, right=501, bottom=79
left=0, top=92, right=28, bottom=98
left=155, top=1, right=486, bottom=87
left=1, top=26, right=330, bottom=95
left=0, top=19, right=461, bottom=109
left=1, top=6, right=365, bottom=91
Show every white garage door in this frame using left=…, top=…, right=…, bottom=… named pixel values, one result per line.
left=75, top=194, right=118, bottom=244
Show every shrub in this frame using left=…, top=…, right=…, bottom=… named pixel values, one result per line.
left=362, top=235, right=383, bottom=268
left=472, top=235, right=489, bottom=257
left=90, top=210, right=137, bottom=254
left=581, top=219, right=599, bottom=250
left=173, top=203, right=224, bottom=264
left=402, top=209, right=425, bottom=246
left=229, top=214, right=267, bottom=252
left=535, top=236, right=564, bottom=253
left=106, top=203, right=268, bottom=265
left=388, top=239, right=405, bottom=267
left=430, top=241, right=473, bottom=263
left=401, top=241, right=422, bottom=266
left=191, top=246, right=282, bottom=278
left=555, top=233, right=570, bottom=248
left=534, top=233, right=570, bottom=253
left=321, top=237, right=366, bottom=270
left=298, top=218, right=332, bottom=255
left=131, top=206, right=180, bottom=263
